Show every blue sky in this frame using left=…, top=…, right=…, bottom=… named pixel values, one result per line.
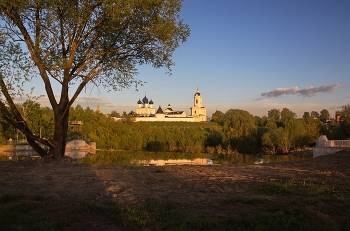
left=24, top=0, right=350, bottom=118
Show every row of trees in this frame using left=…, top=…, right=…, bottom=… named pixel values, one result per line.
left=211, top=106, right=350, bottom=154
left=1, top=100, right=349, bottom=154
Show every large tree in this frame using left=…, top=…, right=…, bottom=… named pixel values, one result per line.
left=336, top=104, right=350, bottom=138
left=319, top=109, right=330, bottom=123
left=223, top=109, right=257, bottom=153
left=0, top=0, right=189, bottom=160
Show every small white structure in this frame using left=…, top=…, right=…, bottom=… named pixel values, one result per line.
left=313, top=135, right=343, bottom=157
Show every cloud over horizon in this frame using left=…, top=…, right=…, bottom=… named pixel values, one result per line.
left=257, top=84, right=342, bottom=100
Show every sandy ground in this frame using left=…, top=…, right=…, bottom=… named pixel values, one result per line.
left=0, top=150, right=349, bottom=230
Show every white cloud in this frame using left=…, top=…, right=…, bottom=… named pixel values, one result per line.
left=259, top=86, right=300, bottom=99
left=257, top=84, right=342, bottom=100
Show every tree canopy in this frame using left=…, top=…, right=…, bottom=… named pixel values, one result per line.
left=0, top=0, right=190, bottom=160
left=223, top=109, right=257, bottom=153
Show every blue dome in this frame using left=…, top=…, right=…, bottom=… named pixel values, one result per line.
left=149, top=99, right=154, bottom=104
left=142, top=95, right=149, bottom=104
left=137, top=99, right=142, bottom=104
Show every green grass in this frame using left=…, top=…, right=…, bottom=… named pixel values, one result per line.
left=78, top=200, right=342, bottom=231
left=0, top=191, right=348, bottom=231
left=259, top=182, right=291, bottom=194
left=257, top=180, right=342, bottom=197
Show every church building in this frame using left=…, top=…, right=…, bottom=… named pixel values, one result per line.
left=136, top=95, right=155, bottom=116
left=132, top=89, right=207, bottom=122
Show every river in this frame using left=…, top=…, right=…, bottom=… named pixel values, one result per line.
left=0, top=150, right=312, bottom=165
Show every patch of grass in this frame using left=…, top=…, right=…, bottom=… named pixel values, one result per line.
left=267, top=201, right=289, bottom=213
left=259, top=182, right=291, bottom=195
left=0, top=193, right=24, bottom=203
left=0, top=202, right=35, bottom=230
left=197, top=187, right=218, bottom=193
left=83, top=201, right=185, bottom=230
left=183, top=209, right=337, bottom=231
left=0, top=194, right=345, bottom=231
left=81, top=201, right=101, bottom=213
left=88, top=200, right=340, bottom=230
left=120, top=202, right=184, bottom=230
left=225, top=196, right=266, bottom=204
left=32, top=195, right=46, bottom=201
left=290, top=198, right=319, bottom=207
left=32, top=217, right=57, bottom=231
left=150, top=167, right=165, bottom=173
left=293, top=180, right=334, bottom=196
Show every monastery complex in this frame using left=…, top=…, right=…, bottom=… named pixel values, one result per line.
left=133, top=89, right=207, bottom=122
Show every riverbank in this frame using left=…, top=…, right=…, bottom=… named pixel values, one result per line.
left=0, top=149, right=349, bottom=230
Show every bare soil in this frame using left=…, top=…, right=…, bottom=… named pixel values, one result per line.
left=1, top=150, right=349, bottom=230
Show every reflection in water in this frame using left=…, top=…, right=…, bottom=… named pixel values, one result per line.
left=65, top=150, right=96, bottom=159
left=0, top=149, right=96, bottom=161
left=0, top=150, right=40, bottom=161
left=1, top=149, right=312, bottom=165
left=212, top=153, right=311, bottom=165
left=140, top=158, right=213, bottom=166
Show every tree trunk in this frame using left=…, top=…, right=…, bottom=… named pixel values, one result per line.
left=48, top=107, right=70, bottom=161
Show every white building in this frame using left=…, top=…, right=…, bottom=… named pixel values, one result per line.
left=133, top=89, right=207, bottom=122
left=135, top=95, right=155, bottom=116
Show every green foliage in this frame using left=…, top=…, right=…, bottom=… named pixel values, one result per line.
left=85, top=200, right=338, bottom=231
left=223, top=109, right=257, bottom=153
left=280, top=108, right=296, bottom=122
left=268, top=109, right=281, bottom=123
left=1, top=101, right=349, bottom=155
left=262, top=108, right=323, bottom=154
left=68, top=106, right=221, bottom=153
left=211, top=110, right=224, bottom=125
left=337, top=104, right=350, bottom=138
left=260, top=182, right=291, bottom=194
left=319, top=109, right=330, bottom=122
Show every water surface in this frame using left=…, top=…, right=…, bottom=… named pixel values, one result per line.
left=0, top=150, right=312, bottom=165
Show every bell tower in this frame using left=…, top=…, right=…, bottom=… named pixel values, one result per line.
left=190, top=88, right=207, bottom=121
left=194, top=87, right=202, bottom=108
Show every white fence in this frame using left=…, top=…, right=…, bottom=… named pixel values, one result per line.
left=315, top=135, right=350, bottom=148
left=319, top=140, right=350, bottom=148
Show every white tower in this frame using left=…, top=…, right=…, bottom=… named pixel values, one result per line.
left=190, top=88, right=206, bottom=122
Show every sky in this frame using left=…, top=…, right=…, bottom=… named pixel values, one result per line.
left=19, top=0, right=350, bottom=118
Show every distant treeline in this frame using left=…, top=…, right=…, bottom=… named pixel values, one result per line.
left=1, top=101, right=350, bottom=154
